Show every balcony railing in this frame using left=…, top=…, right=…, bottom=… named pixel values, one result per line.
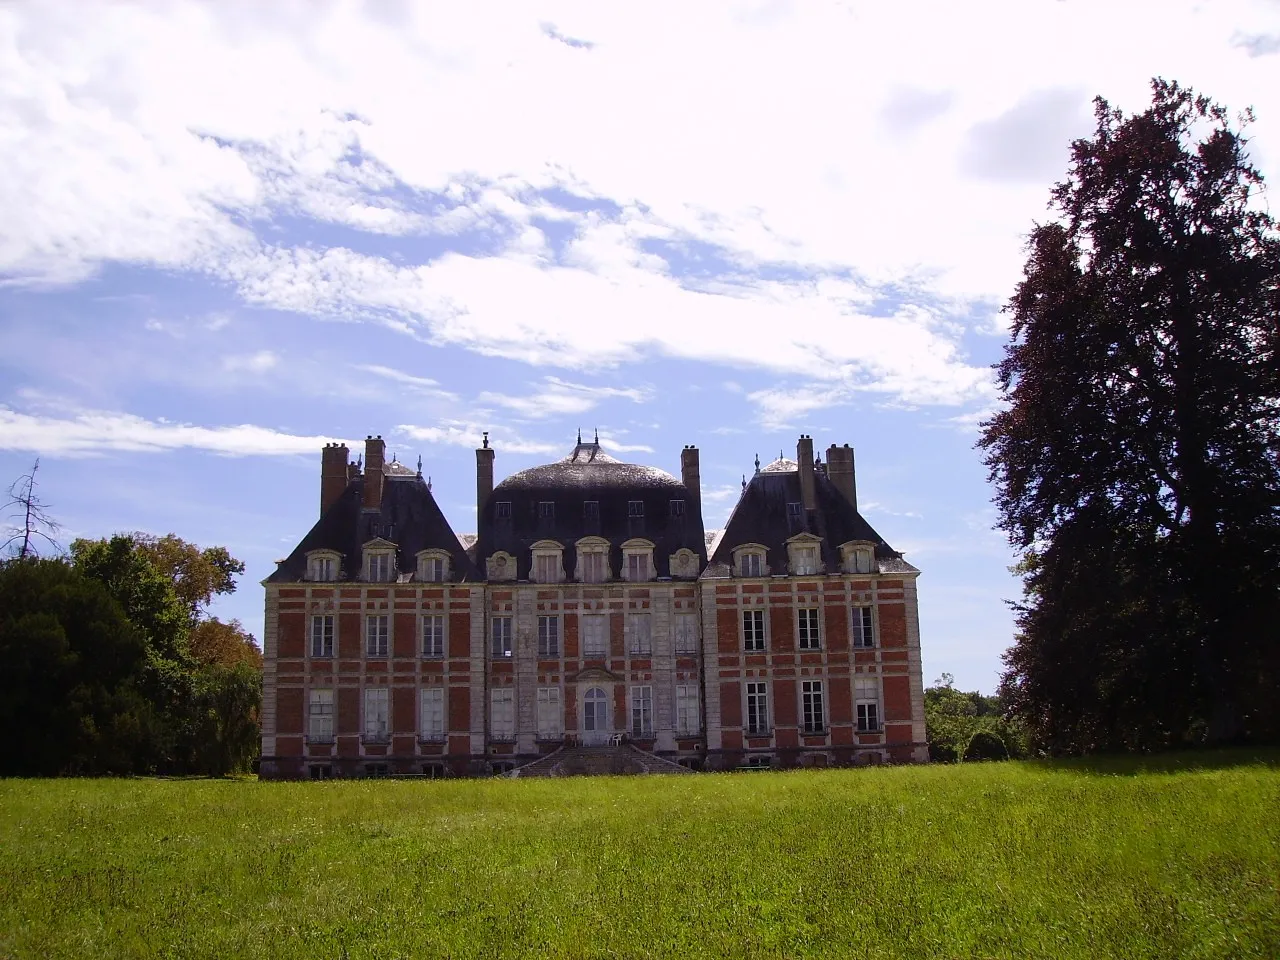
left=417, top=733, right=447, bottom=744
left=306, top=733, right=336, bottom=745
left=488, top=733, right=517, bottom=743
left=361, top=732, right=390, bottom=744
left=745, top=726, right=772, bottom=737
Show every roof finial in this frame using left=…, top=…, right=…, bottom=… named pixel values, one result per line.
left=779, top=449, right=784, bottom=460
left=482, top=431, right=489, bottom=449
left=416, top=454, right=422, bottom=476
left=742, top=474, right=747, bottom=491
left=427, top=475, right=432, bottom=491
left=594, top=427, right=599, bottom=444
left=754, top=453, right=760, bottom=474
left=577, top=427, right=582, bottom=445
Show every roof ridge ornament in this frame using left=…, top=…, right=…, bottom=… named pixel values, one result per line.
left=754, top=453, right=760, bottom=474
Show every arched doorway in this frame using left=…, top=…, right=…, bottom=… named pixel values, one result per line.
left=583, top=686, right=611, bottom=745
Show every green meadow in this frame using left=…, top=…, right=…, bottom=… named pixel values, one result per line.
left=2, top=754, right=1278, bottom=959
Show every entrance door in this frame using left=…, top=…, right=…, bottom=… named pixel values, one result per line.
left=583, top=687, right=610, bottom=745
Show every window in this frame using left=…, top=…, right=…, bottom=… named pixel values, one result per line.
left=628, top=614, right=651, bottom=655
left=630, top=685, right=653, bottom=737
left=364, top=762, right=390, bottom=778
left=535, top=553, right=561, bottom=583
left=419, top=556, right=445, bottom=582
left=583, top=500, right=599, bottom=520
left=797, top=608, right=821, bottom=650
left=582, top=614, right=607, bottom=658
left=787, top=501, right=804, bottom=519
left=580, top=551, right=607, bottom=583
left=491, top=616, right=513, bottom=658
left=422, top=763, right=446, bottom=779
left=801, top=680, right=825, bottom=733
left=793, top=546, right=818, bottom=576
left=853, top=607, right=875, bottom=648
left=743, top=609, right=765, bottom=652
left=746, top=682, right=769, bottom=735
left=626, top=552, right=650, bottom=582
left=310, top=615, right=333, bottom=658
left=421, top=614, right=444, bottom=658
left=536, top=687, right=562, bottom=740
left=363, top=687, right=389, bottom=741
left=856, top=677, right=880, bottom=732
left=741, top=553, right=763, bottom=578
left=367, top=552, right=394, bottom=582
left=366, top=615, right=389, bottom=657
left=308, top=555, right=336, bottom=582
left=627, top=501, right=645, bottom=518
left=490, top=688, right=515, bottom=740
left=537, top=615, right=560, bottom=658
left=308, top=689, right=334, bottom=742
left=675, top=684, right=699, bottom=735
left=420, top=687, right=445, bottom=741
left=538, top=501, right=555, bottom=519
left=309, top=764, right=332, bottom=780
left=495, top=501, right=512, bottom=519
left=670, top=499, right=685, bottom=518
left=850, top=547, right=874, bottom=574
left=673, top=613, right=697, bottom=655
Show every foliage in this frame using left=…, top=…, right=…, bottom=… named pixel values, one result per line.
left=132, top=533, right=246, bottom=621
left=980, top=79, right=1280, bottom=753
left=189, top=618, right=264, bottom=670
left=924, top=674, right=1028, bottom=762
left=2, top=756, right=1278, bottom=958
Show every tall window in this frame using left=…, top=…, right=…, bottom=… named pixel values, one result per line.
left=308, top=688, right=334, bottom=742
left=536, top=687, right=562, bottom=740
left=746, top=682, right=769, bottom=735
left=628, top=614, right=652, bottom=655
left=366, top=615, right=389, bottom=657
left=670, top=499, right=685, bottom=518
left=367, top=553, right=394, bottom=582
left=491, top=616, right=513, bottom=658
left=364, top=687, right=389, bottom=741
left=490, top=688, right=515, bottom=740
left=310, top=615, right=333, bottom=657
left=420, top=687, right=445, bottom=741
left=582, top=614, right=607, bottom=658
left=673, top=613, right=697, bottom=655
left=626, top=552, right=650, bottom=582
left=855, top=677, right=880, bottom=732
left=741, top=553, right=763, bottom=577
left=793, top=546, right=818, bottom=576
left=537, top=615, right=560, bottom=658
left=535, top=553, right=561, bottom=583
left=580, top=551, right=606, bottom=583
left=801, top=680, right=825, bottom=733
left=583, top=500, right=599, bottom=521
left=630, top=685, right=653, bottom=736
left=852, top=607, right=875, bottom=648
left=675, top=684, right=699, bottom=735
left=538, top=501, right=555, bottom=519
left=308, top=555, right=335, bottom=581
left=421, top=614, right=444, bottom=658
left=627, top=501, right=645, bottom=518
left=797, top=608, right=821, bottom=650
left=420, top=556, right=445, bottom=582
left=743, top=609, right=765, bottom=652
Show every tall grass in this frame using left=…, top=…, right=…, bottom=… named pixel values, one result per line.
left=2, top=752, right=1277, bottom=958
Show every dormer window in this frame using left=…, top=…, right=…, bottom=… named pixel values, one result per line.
left=306, top=551, right=340, bottom=582
left=627, top=501, right=645, bottom=518
left=531, top=540, right=565, bottom=584
left=495, top=501, right=512, bottom=520
left=363, top=540, right=397, bottom=582
left=670, top=500, right=685, bottom=518
left=793, top=546, right=818, bottom=576
left=786, top=502, right=803, bottom=519
left=576, top=537, right=610, bottom=583
left=538, top=502, right=555, bottom=519
left=733, top=544, right=768, bottom=578
left=621, top=538, right=655, bottom=582
left=839, top=541, right=877, bottom=575
left=584, top=501, right=599, bottom=520
left=416, top=550, right=450, bottom=583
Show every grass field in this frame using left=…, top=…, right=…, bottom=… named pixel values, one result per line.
left=2, top=753, right=1278, bottom=959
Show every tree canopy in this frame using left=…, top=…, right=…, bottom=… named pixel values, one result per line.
left=980, top=79, right=1280, bottom=753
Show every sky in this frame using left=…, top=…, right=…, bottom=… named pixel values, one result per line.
left=2, top=0, right=1278, bottom=693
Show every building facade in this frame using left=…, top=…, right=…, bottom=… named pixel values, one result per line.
left=260, top=432, right=927, bottom=778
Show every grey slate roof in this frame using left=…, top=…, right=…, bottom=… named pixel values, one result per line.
left=709, top=464, right=917, bottom=575
left=475, top=440, right=707, bottom=580
left=266, top=474, right=479, bottom=583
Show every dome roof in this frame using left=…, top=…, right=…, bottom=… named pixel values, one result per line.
left=385, top=456, right=418, bottom=478
left=495, top=441, right=684, bottom=493
left=760, top=456, right=798, bottom=474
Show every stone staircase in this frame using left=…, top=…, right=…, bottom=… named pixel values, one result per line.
left=510, top=744, right=693, bottom=778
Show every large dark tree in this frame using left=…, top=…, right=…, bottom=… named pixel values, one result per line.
left=981, top=79, right=1280, bottom=753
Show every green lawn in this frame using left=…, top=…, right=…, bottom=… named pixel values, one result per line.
left=2, top=754, right=1278, bottom=959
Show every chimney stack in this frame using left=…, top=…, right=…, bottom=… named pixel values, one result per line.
left=476, top=431, right=495, bottom=520
left=320, top=442, right=350, bottom=517
left=797, top=434, right=816, bottom=511
left=826, top=443, right=857, bottom=511
left=680, top=445, right=701, bottom=514
left=363, top=435, right=386, bottom=511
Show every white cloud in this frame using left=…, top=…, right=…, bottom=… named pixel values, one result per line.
left=0, top=406, right=337, bottom=456
left=356, top=364, right=459, bottom=400
left=396, top=421, right=559, bottom=456
left=478, top=376, right=650, bottom=419
left=222, top=350, right=278, bottom=374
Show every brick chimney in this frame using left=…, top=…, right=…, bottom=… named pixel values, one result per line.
left=363, top=435, right=386, bottom=511
left=797, top=434, right=816, bottom=511
left=680, top=445, right=701, bottom=513
left=476, top=431, right=495, bottom=520
left=826, top=443, right=857, bottom=511
left=320, top=443, right=350, bottom=517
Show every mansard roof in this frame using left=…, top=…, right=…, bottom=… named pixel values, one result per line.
left=709, top=467, right=917, bottom=575
left=495, top=440, right=685, bottom=493
left=266, top=474, right=479, bottom=583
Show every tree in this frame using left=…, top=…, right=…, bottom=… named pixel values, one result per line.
left=189, top=618, right=263, bottom=670
left=980, top=79, right=1280, bottom=753
left=132, top=534, right=245, bottom=622
left=3, top=460, right=60, bottom=560
left=924, top=674, right=1028, bottom=762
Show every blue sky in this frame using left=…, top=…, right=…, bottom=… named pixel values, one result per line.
left=2, top=1, right=1278, bottom=692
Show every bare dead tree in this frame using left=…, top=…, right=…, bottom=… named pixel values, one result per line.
left=3, top=459, right=61, bottom=560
